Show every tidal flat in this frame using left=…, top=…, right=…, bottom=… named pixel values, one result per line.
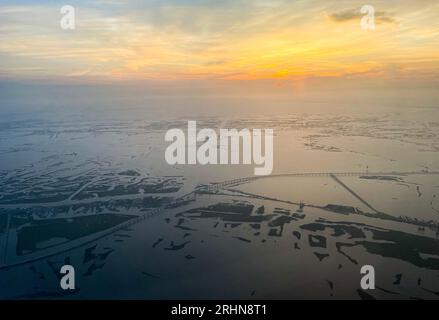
left=0, top=102, right=439, bottom=299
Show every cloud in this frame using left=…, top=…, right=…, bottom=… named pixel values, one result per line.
left=0, top=1, right=437, bottom=82
left=328, top=9, right=395, bottom=24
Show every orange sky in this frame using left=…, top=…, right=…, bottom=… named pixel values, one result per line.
left=0, top=0, right=438, bottom=85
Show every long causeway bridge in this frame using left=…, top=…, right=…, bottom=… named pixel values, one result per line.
left=206, top=170, right=439, bottom=192
left=1, top=170, right=438, bottom=270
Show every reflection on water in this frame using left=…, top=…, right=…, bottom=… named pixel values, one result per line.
left=0, top=103, right=439, bottom=299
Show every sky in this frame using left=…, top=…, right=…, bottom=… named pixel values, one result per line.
left=0, top=0, right=438, bottom=95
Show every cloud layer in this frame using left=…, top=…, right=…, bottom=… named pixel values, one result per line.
left=0, top=0, right=438, bottom=84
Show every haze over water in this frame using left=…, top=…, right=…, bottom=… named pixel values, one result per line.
left=1, top=0, right=439, bottom=299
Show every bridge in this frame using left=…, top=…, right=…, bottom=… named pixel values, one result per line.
left=205, top=170, right=439, bottom=192
left=1, top=170, right=438, bottom=270
left=329, top=174, right=380, bottom=214
left=0, top=192, right=197, bottom=270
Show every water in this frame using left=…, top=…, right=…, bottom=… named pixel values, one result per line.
left=0, top=89, right=439, bottom=299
